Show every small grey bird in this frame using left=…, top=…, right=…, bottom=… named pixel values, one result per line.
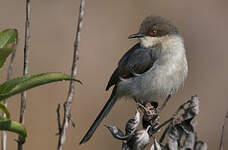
left=80, top=15, right=188, bottom=144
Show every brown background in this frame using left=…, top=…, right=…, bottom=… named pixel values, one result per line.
left=0, top=0, right=228, bottom=150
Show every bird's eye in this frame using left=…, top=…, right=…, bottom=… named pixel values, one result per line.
left=150, top=30, right=157, bottom=37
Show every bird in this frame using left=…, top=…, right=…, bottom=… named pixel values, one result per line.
left=80, top=14, right=188, bottom=144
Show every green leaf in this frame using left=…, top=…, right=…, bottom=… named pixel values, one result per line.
left=0, top=103, right=10, bottom=119
left=0, top=29, right=18, bottom=68
left=0, top=120, right=26, bottom=142
left=0, top=29, right=18, bottom=48
left=0, top=46, right=15, bottom=68
left=0, top=72, right=81, bottom=100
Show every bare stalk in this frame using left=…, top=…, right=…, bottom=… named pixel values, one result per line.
left=158, top=95, right=171, bottom=114
left=107, top=96, right=203, bottom=150
left=56, top=104, right=61, bottom=135
left=1, top=49, right=16, bottom=150
left=57, top=0, right=85, bottom=149
left=219, top=111, right=228, bottom=150
left=18, top=0, right=31, bottom=149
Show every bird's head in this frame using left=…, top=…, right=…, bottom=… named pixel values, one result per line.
left=128, top=15, right=179, bottom=48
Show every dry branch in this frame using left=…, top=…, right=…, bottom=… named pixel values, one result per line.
left=219, top=111, right=228, bottom=150
left=57, top=0, right=85, bottom=149
left=18, top=0, right=31, bottom=149
left=56, top=104, right=61, bottom=135
left=106, top=96, right=207, bottom=150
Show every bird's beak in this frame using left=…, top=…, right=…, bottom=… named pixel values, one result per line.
left=128, top=33, right=144, bottom=39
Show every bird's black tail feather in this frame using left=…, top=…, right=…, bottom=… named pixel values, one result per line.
left=79, top=87, right=118, bottom=144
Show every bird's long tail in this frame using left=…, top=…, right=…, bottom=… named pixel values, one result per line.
left=79, top=87, right=118, bottom=144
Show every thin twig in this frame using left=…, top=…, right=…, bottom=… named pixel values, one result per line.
left=18, top=0, right=31, bottom=149
left=57, top=0, right=85, bottom=149
left=158, top=95, right=171, bottom=114
left=1, top=48, right=16, bottom=150
left=56, top=104, right=61, bottom=135
left=154, top=117, right=173, bottom=133
left=159, top=125, right=170, bottom=143
left=219, top=111, right=228, bottom=150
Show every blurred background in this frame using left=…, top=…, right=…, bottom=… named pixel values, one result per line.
left=0, top=0, right=228, bottom=149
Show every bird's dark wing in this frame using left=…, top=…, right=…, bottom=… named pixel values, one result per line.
left=106, top=43, right=161, bottom=91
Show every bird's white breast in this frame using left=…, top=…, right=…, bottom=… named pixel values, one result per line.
left=118, top=35, right=188, bottom=103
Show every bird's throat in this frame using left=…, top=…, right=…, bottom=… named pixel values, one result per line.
left=140, top=36, right=161, bottom=48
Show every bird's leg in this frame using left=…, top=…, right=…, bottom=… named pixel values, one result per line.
left=140, top=102, right=160, bottom=136
left=134, top=98, right=146, bottom=112
left=137, top=103, right=146, bottom=111
left=136, top=101, right=158, bottom=115
left=135, top=100, right=161, bottom=136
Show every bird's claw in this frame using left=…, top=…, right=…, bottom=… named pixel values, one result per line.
left=144, top=103, right=156, bottom=116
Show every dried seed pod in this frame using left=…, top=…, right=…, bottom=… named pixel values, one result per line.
left=126, top=126, right=151, bottom=150
left=105, top=125, right=124, bottom=140
left=150, top=139, right=162, bottom=150
left=125, top=110, right=141, bottom=135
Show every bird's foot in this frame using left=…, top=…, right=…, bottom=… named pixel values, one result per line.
left=144, top=103, right=155, bottom=116
left=137, top=102, right=158, bottom=115
left=136, top=102, right=160, bottom=136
